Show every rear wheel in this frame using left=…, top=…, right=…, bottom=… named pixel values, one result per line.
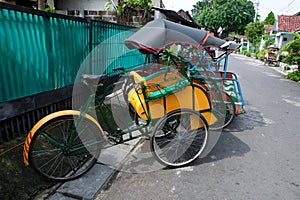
left=208, top=90, right=235, bottom=130
left=29, top=115, right=102, bottom=181
left=221, top=91, right=236, bottom=128
left=150, top=109, right=208, bottom=167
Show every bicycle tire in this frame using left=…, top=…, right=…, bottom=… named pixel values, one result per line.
left=150, top=109, right=208, bottom=167
left=29, top=115, right=102, bottom=181
left=208, top=90, right=236, bottom=130
left=222, top=91, right=236, bottom=128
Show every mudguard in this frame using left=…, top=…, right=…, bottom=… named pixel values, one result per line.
left=23, top=110, right=103, bottom=166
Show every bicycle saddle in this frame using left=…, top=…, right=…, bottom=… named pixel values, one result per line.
left=82, top=74, right=107, bottom=85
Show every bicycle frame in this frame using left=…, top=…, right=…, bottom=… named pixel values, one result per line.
left=188, top=51, right=245, bottom=113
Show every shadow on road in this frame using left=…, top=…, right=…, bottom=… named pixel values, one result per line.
left=193, top=131, right=251, bottom=165
left=224, top=107, right=267, bottom=132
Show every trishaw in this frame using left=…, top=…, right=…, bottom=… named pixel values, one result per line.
left=192, top=46, right=245, bottom=118
left=23, top=19, right=241, bottom=181
left=139, top=39, right=244, bottom=128
left=264, top=45, right=279, bottom=66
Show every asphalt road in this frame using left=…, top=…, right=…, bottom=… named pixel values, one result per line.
left=95, top=54, right=300, bottom=200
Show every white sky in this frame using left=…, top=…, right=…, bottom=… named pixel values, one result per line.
left=163, top=0, right=300, bottom=21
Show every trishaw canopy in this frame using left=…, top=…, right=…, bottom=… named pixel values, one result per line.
left=125, top=19, right=241, bottom=53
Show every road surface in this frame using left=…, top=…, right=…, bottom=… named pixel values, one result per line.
left=95, top=54, right=300, bottom=200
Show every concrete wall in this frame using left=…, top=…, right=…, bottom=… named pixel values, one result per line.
left=55, top=0, right=112, bottom=11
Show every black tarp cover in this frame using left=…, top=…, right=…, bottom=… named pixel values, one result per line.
left=125, top=19, right=240, bottom=53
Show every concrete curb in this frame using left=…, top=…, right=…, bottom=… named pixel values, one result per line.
left=43, top=137, right=142, bottom=200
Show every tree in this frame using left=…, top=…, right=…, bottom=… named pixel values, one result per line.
left=105, top=0, right=152, bottom=25
left=244, top=21, right=264, bottom=49
left=264, top=11, right=275, bottom=25
left=192, top=0, right=255, bottom=38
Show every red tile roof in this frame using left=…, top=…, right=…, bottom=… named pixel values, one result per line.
left=264, top=25, right=274, bottom=33
left=237, top=35, right=248, bottom=40
left=277, top=15, right=300, bottom=32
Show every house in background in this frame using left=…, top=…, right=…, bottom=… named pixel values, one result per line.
left=54, top=0, right=165, bottom=25
left=54, top=0, right=117, bottom=22
left=1, top=0, right=197, bottom=27
left=275, top=12, right=300, bottom=48
left=0, top=0, right=55, bottom=10
left=152, top=7, right=199, bottom=28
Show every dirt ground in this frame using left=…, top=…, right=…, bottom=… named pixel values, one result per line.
left=0, top=136, right=55, bottom=200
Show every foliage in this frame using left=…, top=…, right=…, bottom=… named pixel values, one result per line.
left=243, top=50, right=251, bottom=57
left=279, top=32, right=300, bottom=81
left=263, top=34, right=275, bottom=49
left=286, top=70, right=300, bottom=82
left=44, top=7, right=55, bottom=13
left=104, top=0, right=152, bottom=25
left=244, top=21, right=264, bottom=49
left=280, top=32, right=300, bottom=68
left=105, top=0, right=152, bottom=15
left=278, top=52, right=287, bottom=62
left=192, top=0, right=255, bottom=37
left=125, top=0, right=152, bottom=9
left=257, top=49, right=266, bottom=58
left=263, top=11, right=275, bottom=25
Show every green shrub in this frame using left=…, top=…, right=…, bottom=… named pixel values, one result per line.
left=278, top=53, right=287, bottom=62
left=245, top=51, right=251, bottom=57
left=286, top=70, right=300, bottom=82
left=280, top=33, right=300, bottom=68
left=258, top=49, right=266, bottom=58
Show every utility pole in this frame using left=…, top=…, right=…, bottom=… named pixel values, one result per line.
left=253, top=0, right=259, bottom=21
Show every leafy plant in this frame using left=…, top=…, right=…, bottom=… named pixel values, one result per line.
left=44, top=7, right=55, bottom=13
left=104, top=0, right=152, bottom=25
left=257, top=49, right=266, bottom=58
left=286, top=70, right=300, bottom=82
left=263, top=34, right=275, bottom=49
left=243, top=50, right=251, bottom=57
left=104, top=0, right=152, bottom=15
left=278, top=52, right=288, bottom=62
left=280, top=32, right=300, bottom=81
left=280, top=33, right=300, bottom=67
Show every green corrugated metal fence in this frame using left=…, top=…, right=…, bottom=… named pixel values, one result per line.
left=90, top=21, right=143, bottom=75
left=0, top=3, right=145, bottom=103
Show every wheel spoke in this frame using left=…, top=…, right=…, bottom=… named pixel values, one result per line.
left=29, top=116, right=101, bottom=181
left=151, top=109, right=208, bottom=167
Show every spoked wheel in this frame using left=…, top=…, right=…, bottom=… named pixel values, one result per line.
left=122, top=76, right=134, bottom=104
left=208, top=90, right=236, bottom=130
left=221, top=91, right=236, bottom=128
left=150, top=109, right=209, bottom=167
left=29, top=115, right=102, bottom=181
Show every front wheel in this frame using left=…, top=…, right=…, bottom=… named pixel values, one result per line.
left=150, top=109, right=208, bottom=167
left=28, top=115, right=103, bottom=181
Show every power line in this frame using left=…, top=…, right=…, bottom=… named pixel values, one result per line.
left=279, top=0, right=296, bottom=13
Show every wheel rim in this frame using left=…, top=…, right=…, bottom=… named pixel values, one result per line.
left=29, top=116, right=101, bottom=181
left=151, top=109, right=208, bottom=167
